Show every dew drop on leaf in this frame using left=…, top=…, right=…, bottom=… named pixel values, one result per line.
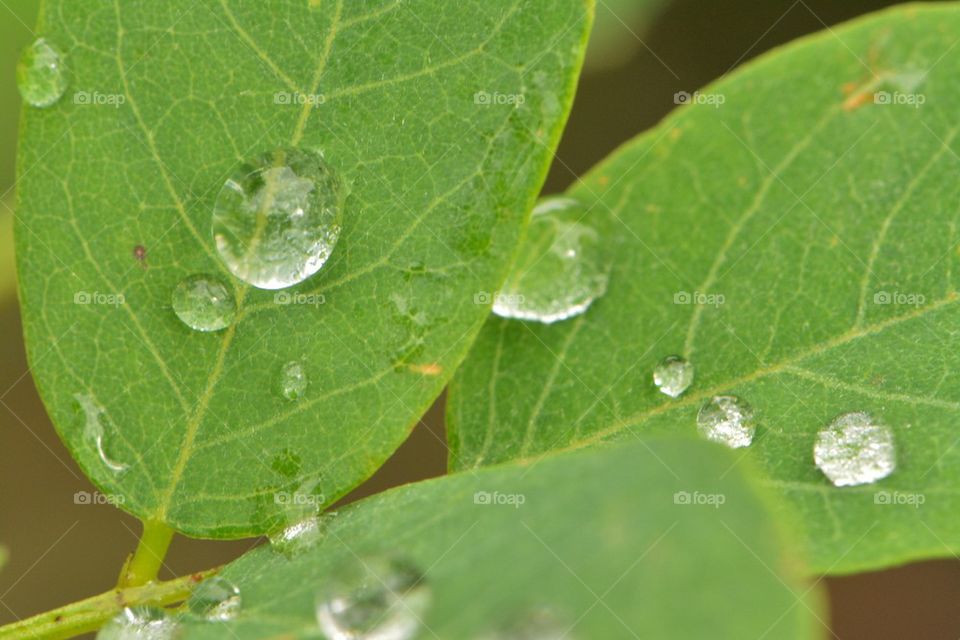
left=16, top=38, right=67, bottom=108
left=74, top=393, right=128, bottom=473
left=171, top=274, right=236, bottom=332
left=492, top=196, right=609, bottom=324
left=314, top=555, right=430, bottom=640
left=653, top=355, right=694, bottom=398
left=813, top=412, right=896, bottom=487
left=97, top=606, right=177, bottom=640
left=280, top=360, right=308, bottom=400
left=188, top=576, right=242, bottom=621
left=212, top=147, right=345, bottom=290
left=269, top=516, right=323, bottom=558
left=696, top=395, right=755, bottom=448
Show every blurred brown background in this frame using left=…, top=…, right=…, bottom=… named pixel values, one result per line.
left=2, top=1, right=959, bottom=638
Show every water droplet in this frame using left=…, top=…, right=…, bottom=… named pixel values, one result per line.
left=74, top=393, right=128, bottom=473
left=315, top=556, right=430, bottom=640
left=212, top=147, right=345, bottom=289
left=97, top=606, right=176, bottom=640
left=17, top=39, right=67, bottom=108
left=188, top=576, right=242, bottom=621
left=493, top=197, right=609, bottom=324
left=280, top=360, right=308, bottom=400
left=653, top=355, right=693, bottom=398
left=697, top=395, right=755, bottom=448
left=479, top=606, right=572, bottom=639
left=172, top=274, right=236, bottom=332
left=814, top=412, right=896, bottom=487
left=269, top=516, right=323, bottom=557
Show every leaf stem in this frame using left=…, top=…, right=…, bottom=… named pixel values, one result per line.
left=118, top=520, right=175, bottom=588
left=0, top=567, right=218, bottom=640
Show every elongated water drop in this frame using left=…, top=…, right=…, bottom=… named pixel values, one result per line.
left=213, top=147, right=345, bottom=289
left=315, top=556, right=430, bottom=640
left=74, top=393, right=127, bottom=473
left=188, top=576, right=242, bottom=621
left=814, top=412, right=896, bottom=487
left=493, top=197, right=609, bottom=324
left=280, top=360, right=308, bottom=400
left=17, top=39, right=67, bottom=108
left=97, top=607, right=176, bottom=640
left=479, top=607, right=572, bottom=639
left=653, top=355, right=693, bottom=398
left=269, top=516, right=323, bottom=557
left=172, top=274, right=236, bottom=332
left=697, top=395, right=755, bottom=448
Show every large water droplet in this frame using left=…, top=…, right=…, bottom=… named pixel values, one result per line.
left=479, top=606, right=572, bottom=639
left=172, top=274, right=236, bottom=332
left=493, top=197, right=609, bottom=324
left=280, top=360, right=308, bottom=400
left=188, top=576, right=242, bottom=621
left=212, top=147, right=345, bottom=289
left=315, top=555, right=430, bottom=640
left=17, top=39, right=67, bottom=108
left=74, top=393, right=128, bottom=473
left=697, top=395, right=755, bottom=448
left=653, top=355, right=693, bottom=398
left=814, top=412, right=896, bottom=487
left=269, top=516, right=323, bottom=557
left=97, top=607, right=177, bottom=640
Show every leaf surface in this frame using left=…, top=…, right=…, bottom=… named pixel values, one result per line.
left=177, top=439, right=821, bottom=639
left=448, top=3, right=960, bottom=573
left=15, top=0, right=591, bottom=536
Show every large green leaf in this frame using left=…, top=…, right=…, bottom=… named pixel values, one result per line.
left=177, top=439, right=821, bottom=639
left=15, top=0, right=592, bottom=537
left=448, top=3, right=960, bottom=573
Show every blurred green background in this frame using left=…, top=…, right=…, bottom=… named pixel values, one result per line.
left=2, top=1, right=960, bottom=638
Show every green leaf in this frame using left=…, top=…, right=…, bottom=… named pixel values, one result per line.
left=586, top=0, right=666, bottom=71
left=177, top=439, right=821, bottom=639
left=15, top=0, right=592, bottom=537
left=448, top=3, right=960, bottom=573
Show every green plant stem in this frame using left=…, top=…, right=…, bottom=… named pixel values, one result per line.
left=0, top=567, right=219, bottom=640
left=118, top=520, right=175, bottom=588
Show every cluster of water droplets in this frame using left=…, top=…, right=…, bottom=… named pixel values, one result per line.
left=493, top=196, right=610, bottom=324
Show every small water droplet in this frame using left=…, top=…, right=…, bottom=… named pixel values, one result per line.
left=269, top=516, right=323, bottom=557
left=17, top=38, right=67, bottom=108
left=172, top=274, right=236, bottom=332
left=315, top=555, right=430, bottom=640
left=493, top=197, right=609, bottom=324
left=479, top=606, right=572, bottom=639
left=188, top=576, right=242, bottom=621
left=212, top=147, right=345, bottom=289
left=97, top=606, right=176, bottom=640
left=74, top=393, right=128, bottom=473
left=697, top=395, right=755, bottom=448
left=814, top=412, right=896, bottom=487
left=653, top=355, right=693, bottom=398
left=280, top=360, right=308, bottom=400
